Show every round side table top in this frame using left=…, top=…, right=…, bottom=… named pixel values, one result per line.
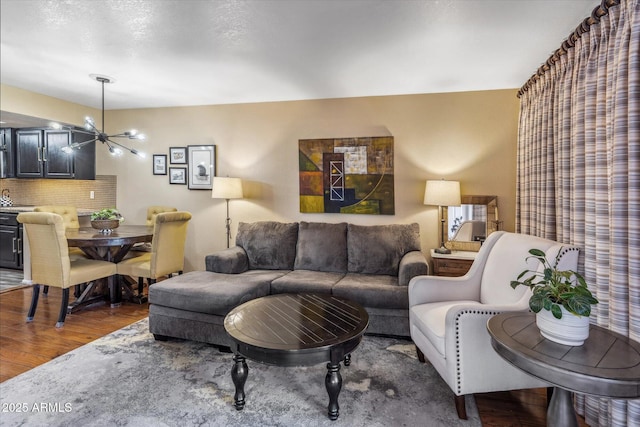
left=487, top=312, right=640, bottom=398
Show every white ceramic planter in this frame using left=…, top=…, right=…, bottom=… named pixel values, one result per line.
left=536, top=306, right=590, bottom=346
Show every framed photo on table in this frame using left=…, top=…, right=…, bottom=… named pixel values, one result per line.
left=169, top=147, right=187, bottom=164
left=169, top=167, right=187, bottom=185
left=187, top=145, right=216, bottom=190
left=153, top=154, right=167, bottom=175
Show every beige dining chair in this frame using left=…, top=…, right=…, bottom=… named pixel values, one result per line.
left=34, top=205, right=86, bottom=258
left=34, top=205, right=88, bottom=296
left=128, top=206, right=178, bottom=254
left=145, top=206, right=178, bottom=227
left=116, top=211, right=191, bottom=294
left=17, top=212, right=117, bottom=328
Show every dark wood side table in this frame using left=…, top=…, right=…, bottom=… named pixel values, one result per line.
left=487, top=312, right=640, bottom=427
left=430, top=249, right=476, bottom=276
left=224, top=293, right=369, bottom=420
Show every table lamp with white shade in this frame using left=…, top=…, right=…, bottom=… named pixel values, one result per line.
left=211, top=177, right=244, bottom=248
left=424, top=179, right=461, bottom=254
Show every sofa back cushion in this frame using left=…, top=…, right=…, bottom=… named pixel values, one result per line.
left=294, top=222, right=348, bottom=273
left=347, top=223, right=421, bottom=275
left=236, top=221, right=299, bottom=270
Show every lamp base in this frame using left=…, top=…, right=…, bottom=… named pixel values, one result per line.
left=434, top=246, right=452, bottom=254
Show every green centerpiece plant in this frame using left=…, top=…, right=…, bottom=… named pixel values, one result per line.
left=90, top=208, right=124, bottom=233
left=91, top=208, right=124, bottom=222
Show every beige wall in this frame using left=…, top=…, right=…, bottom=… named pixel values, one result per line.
left=1, top=85, right=519, bottom=272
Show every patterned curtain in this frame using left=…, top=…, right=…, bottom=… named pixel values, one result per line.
left=516, top=0, right=639, bottom=425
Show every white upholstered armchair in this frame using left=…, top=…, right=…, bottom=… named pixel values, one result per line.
left=409, top=231, right=580, bottom=419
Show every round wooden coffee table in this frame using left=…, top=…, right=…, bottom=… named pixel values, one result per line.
left=224, top=293, right=369, bottom=420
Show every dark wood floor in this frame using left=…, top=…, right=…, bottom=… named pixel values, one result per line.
left=0, top=285, right=588, bottom=426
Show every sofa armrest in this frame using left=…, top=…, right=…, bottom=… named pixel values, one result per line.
left=408, top=274, right=482, bottom=306
left=205, top=246, right=249, bottom=274
left=398, top=251, right=429, bottom=286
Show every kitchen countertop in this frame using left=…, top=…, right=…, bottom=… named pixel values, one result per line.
left=0, top=206, right=94, bottom=216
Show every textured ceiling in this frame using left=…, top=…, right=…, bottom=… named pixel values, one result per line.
left=1, top=0, right=598, bottom=110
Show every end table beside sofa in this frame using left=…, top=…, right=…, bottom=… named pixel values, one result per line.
left=148, top=221, right=429, bottom=348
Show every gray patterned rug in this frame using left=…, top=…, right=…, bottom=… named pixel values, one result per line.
left=0, top=318, right=480, bottom=427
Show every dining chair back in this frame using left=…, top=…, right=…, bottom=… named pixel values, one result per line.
left=17, top=212, right=117, bottom=328
left=128, top=206, right=179, bottom=254
left=34, top=205, right=87, bottom=295
left=116, top=211, right=192, bottom=291
left=34, top=205, right=80, bottom=229
left=146, top=206, right=178, bottom=227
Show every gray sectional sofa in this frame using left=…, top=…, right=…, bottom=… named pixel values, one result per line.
left=148, top=221, right=428, bottom=348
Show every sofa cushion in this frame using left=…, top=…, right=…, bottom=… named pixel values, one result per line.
left=236, top=221, right=299, bottom=270
left=271, top=270, right=345, bottom=294
left=332, top=273, right=408, bottom=309
left=347, top=223, right=421, bottom=275
left=148, top=270, right=286, bottom=316
left=294, top=222, right=348, bottom=273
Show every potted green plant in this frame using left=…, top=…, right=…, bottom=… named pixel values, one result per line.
left=510, top=248, right=598, bottom=346
left=90, top=208, right=124, bottom=233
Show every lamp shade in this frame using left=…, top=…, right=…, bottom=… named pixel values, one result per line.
left=424, top=180, right=461, bottom=206
left=211, top=177, right=243, bottom=199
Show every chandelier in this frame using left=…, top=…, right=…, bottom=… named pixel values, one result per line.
left=61, top=74, right=146, bottom=157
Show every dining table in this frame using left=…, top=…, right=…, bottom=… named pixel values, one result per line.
left=65, top=225, right=154, bottom=311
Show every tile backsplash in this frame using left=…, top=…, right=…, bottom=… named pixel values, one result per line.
left=0, top=175, right=117, bottom=209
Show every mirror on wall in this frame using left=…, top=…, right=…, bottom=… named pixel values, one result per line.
left=444, top=195, right=498, bottom=251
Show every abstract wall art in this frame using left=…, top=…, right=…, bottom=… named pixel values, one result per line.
left=299, top=136, right=394, bottom=215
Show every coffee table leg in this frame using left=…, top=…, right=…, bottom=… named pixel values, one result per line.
left=343, top=354, right=351, bottom=366
left=231, top=354, right=248, bottom=410
left=325, top=362, right=342, bottom=420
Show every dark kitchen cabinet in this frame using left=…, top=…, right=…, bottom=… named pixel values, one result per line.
left=15, top=128, right=95, bottom=179
left=1, top=128, right=16, bottom=178
left=0, top=213, right=22, bottom=270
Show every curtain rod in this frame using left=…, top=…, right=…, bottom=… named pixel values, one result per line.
left=517, top=0, right=620, bottom=98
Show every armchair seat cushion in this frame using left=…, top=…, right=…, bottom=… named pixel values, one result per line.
left=410, top=301, right=480, bottom=357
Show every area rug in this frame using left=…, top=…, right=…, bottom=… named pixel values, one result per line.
left=0, top=318, right=480, bottom=427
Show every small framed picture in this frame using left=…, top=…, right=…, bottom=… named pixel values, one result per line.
left=169, top=167, right=187, bottom=185
left=170, top=147, right=187, bottom=164
left=188, top=145, right=216, bottom=190
left=153, top=154, right=167, bottom=175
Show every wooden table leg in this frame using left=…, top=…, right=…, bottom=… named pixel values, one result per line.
left=325, top=362, right=342, bottom=420
left=232, top=354, right=248, bottom=410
